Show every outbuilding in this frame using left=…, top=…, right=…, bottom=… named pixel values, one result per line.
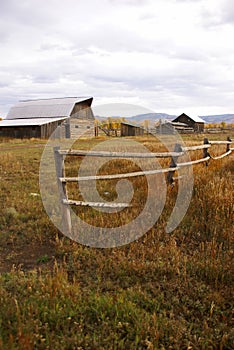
left=120, top=121, right=144, bottom=136
left=0, top=97, right=94, bottom=139
left=172, top=113, right=205, bottom=132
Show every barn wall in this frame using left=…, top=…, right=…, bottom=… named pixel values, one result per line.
left=194, top=122, right=204, bottom=132
left=70, top=101, right=94, bottom=119
left=121, top=124, right=144, bottom=136
left=173, top=114, right=204, bottom=133
left=121, top=124, right=132, bottom=136
left=0, top=126, right=41, bottom=138
left=69, top=102, right=95, bottom=138
left=174, top=115, right=195, bottom=129
left=41, top=121, right=64, bottom=138
left=0, top=120, right=68, bottom=139
left=69, top=118, right=94, bottom=138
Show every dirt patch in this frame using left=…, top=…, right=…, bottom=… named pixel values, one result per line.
left=0, top=238, right=57, bottom=273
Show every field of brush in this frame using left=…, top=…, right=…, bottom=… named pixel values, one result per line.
left=0, top=133, right=233, bottom=350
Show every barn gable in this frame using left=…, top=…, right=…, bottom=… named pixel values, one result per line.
left=173, top=113, right=205, bottom=132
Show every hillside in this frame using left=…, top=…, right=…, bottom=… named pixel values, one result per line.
left=127, top=113, right=176, bottom=123
left=95, top=113, right=234, bottom=124
left=199, top=114, right=234, bottom=124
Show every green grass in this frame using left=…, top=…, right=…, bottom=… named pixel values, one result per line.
left=0, top=134, right=233, bottom=349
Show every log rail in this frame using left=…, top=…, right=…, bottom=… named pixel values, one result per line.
left=53, top=136, right=233, bottom=232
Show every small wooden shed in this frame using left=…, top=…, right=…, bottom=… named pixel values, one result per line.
left=172, top=113, right=205, bottom=132
left=121, top=121, right=144, bottom=137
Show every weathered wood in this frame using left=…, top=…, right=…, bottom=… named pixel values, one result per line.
left=209, top=140, right=232, bottom=145
left=59, top=156, right=212, bottom=183
left=58, top=149, right=184, bottom=158
left=209, top=150, right=232, bottom=160
left=167, top=143, right=183, bottom=185
left=178, top=156, right=210, bottom=167
left=203, top=138, right=210, bottom=157
left=226, top=137, right=232, bottom=152
left=53, top=138, right=233, bottom=215
left=59, top=166, right=178, bottom=182
left=54, top=146, right=72, bottom=234
left=182, top=144, right=211, bottom=151
left=63, top=199, right=131, bottom=208
left=203, top=138, right=210, bottom=166
left=172, top=175, right=184, bottom=181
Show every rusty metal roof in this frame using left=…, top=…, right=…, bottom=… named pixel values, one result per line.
left=6, top=97, right=93, bottom=120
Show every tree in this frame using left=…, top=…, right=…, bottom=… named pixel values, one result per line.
left=220, top=121, right=226, bottom=129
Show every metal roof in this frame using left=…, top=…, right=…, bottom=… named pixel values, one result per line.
left=0, top=117, right=66, bottom=127
left=189, top=115, right=206, bottom=123
left=6, top=97, right=93, bottom=120
left=121, top=121, right=143, bottom=128
left=175, top=113, right=206, bottom=123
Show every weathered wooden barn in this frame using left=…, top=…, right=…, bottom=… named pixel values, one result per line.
left=155, top=120, right=194, bottom=134
left=172, top=113, right=205, bottom=132
left=121, top=122, right=144, bottom=136
left=0, top=97, right=94, bottom=139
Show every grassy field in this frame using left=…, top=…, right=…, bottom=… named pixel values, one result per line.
left=0, top=133, right=233, bottom=349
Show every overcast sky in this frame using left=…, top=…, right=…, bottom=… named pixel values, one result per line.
left=1, top=0, right=234, bottom=117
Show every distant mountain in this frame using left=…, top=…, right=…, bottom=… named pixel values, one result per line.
left=128, top=113, right=176, bottom=123
left=95, top=113, right=234, bottom=124
left=95, top=113, right=176, bottom=124
left=199, top=114, right=234, bottom=124
left=128, top=113, right=234, bottom=124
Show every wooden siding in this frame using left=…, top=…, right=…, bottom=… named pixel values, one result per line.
left=121, top=123, right=144, bottom=137
left=69, top=102, right=95, bottom=138
left=0, top=126, right=41, bottom=138
left=173, top=114, right=204, bottom=132
left=0, top=120, right=66, bottom=139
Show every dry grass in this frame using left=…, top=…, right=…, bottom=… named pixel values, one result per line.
left=0, top=133, right=233, bottom=349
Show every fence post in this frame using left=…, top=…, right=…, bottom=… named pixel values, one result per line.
left=203, top=138, right=210, bottom=166
left=226, top=136, right=231, bottom=152
left=167, top=143, right=182, bottom=185
left=94, top=120, right=99, bottom=137
left=54, top=146, right=72, bottom=235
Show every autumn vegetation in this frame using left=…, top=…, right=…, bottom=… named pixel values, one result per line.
left=0, top=132, right=233, bottom=349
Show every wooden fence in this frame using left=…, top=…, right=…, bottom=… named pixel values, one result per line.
left=54, top=137, right=233, bottom=233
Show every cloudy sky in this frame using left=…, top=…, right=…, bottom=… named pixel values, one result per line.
left=1, top=0, right=234, bottom=117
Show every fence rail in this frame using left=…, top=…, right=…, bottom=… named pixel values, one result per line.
left=181, top=144, right=211, bottom=151
left=58, top=149, right=183, bottom=158
left=54, top=137, right=233, bottom=232
left=63, top=199, right=131, bottom=208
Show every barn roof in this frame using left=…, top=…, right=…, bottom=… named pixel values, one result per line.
left=0, top=117, right=66, bottom=127
left=6, top=97, right=93, bottom=120
left=188, top=115, right=206, bottom=123
left=121, top=121, right=143, bottom=128
left=174, top=113, right=205, bottom=123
